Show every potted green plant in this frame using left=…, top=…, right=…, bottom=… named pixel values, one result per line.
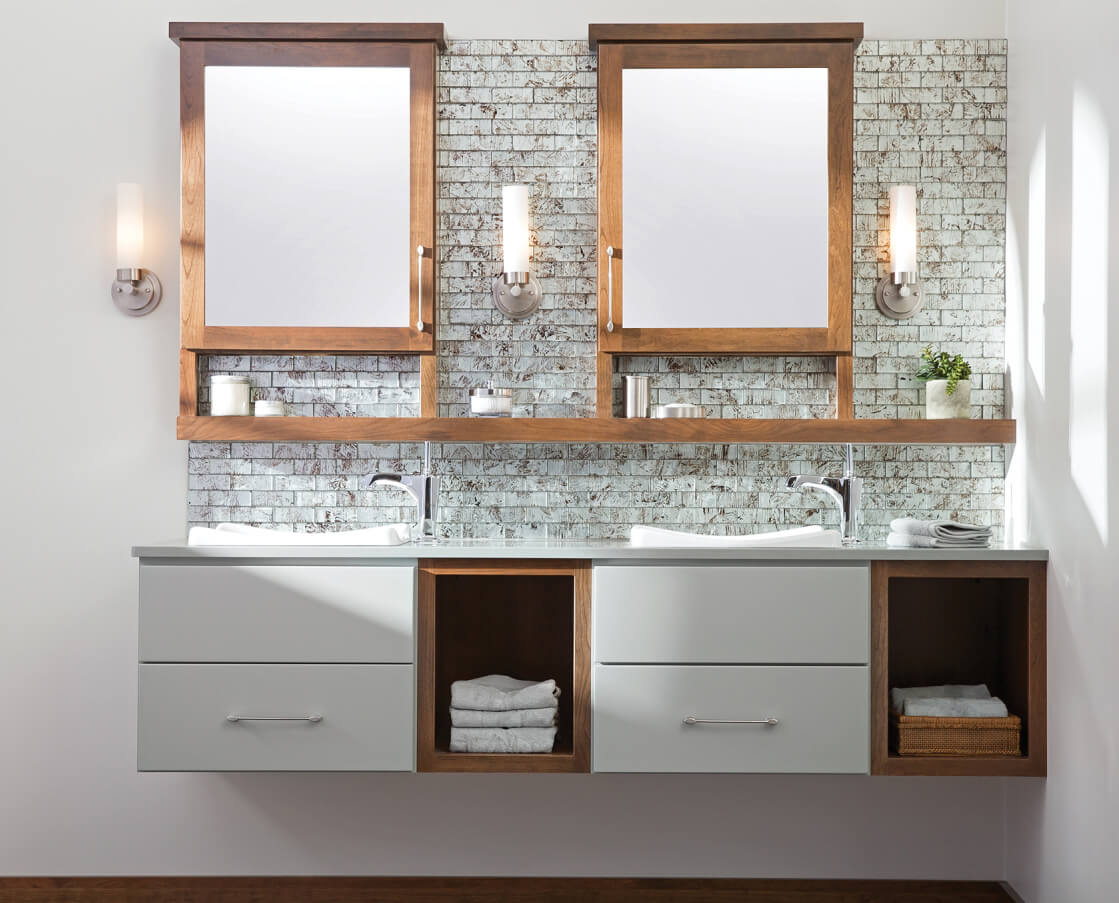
left=915, top=346, right=973, bottom=419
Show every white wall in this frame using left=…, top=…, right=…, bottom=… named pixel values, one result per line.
left=0, top=0, right=1010, bottom=878
left=1004, top=2, right=1119, bottom=901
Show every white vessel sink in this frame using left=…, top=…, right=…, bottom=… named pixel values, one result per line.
left=629, top=525, right=842, bottom=549
left=187, top=523, right=412, bottom=546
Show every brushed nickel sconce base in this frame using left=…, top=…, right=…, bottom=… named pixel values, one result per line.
left=492, top=273, right=541, bottom=319
left=112, top=268, right=162, bottom=317
left=875, top=274, right=922, bottom=319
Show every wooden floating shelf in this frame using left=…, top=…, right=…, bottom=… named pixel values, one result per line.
left=178, top=416, right=1016, bottom=445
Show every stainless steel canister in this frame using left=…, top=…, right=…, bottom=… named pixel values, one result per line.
left=624, top=375, right=650, bottom=418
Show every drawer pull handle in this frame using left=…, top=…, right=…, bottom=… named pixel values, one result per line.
left=683, top=716, right=779, bottom=727
left=226, top=714, right=323, bottom=724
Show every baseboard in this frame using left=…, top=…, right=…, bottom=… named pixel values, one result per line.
left=0, top=877, right=1017, bottom=903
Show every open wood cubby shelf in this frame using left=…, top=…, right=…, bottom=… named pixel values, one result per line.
left=177, top=415, right=1017, bottom=445
left=416, top=560, right=591, bottom=773
left=870, top=560, right=1047, bottom=777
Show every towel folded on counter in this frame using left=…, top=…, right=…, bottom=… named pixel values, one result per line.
left=449, top=726, right=558, bottom=754
left=449, top=706, right=558, bottom=728
left=887, top=518, right=992, bottom=549
left=886, top=533, right=991, bottom=549
left=450, top=675, right=561, bottom=712
left=892, top=684, right=1008, bottom=718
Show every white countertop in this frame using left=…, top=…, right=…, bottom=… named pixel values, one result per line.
left=132, top=538, right=1048, bottom=562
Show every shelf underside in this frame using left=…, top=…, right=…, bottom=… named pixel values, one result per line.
left=880, top=754, right=1041, bottom=777
left=178, top=416, right=1016, bottom=445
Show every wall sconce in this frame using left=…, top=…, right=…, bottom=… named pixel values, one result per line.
left=111, top=182, right=161, bottom=316
left=491, top=184, right=541, bottom=319
left=875, top=185, right=923, bottom=319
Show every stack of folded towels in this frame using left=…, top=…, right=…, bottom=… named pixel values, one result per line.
left=886, top=517, right=992, bottom=549
left=449, top=674, right=560, bottom=753
left=891, top=683, right=1009, bottom=717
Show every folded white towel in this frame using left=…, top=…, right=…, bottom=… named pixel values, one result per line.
left=450, top=706, right=558, bottom=728
left=449, top=726, right=557, bottom=754
left=887, top=532, right=990, bottom=549
left=889, top=518, right=993, bottom=540
left=450, top=675, right=561, bottom=712
left=891, top=684, right=992, bottom=712
left=903, top=697, right=1009, bottom=718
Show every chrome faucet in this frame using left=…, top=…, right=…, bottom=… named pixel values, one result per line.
left=780, top=443, right=862, bottom=545
left=368, top=441, right=439, bottom=543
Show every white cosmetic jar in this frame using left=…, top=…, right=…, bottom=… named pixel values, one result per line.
left=470, top=386, right=512, bottom=417
left=210, top=374, right=251, bottom=416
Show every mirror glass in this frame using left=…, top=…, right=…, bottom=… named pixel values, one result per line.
left=205, top=66, right=411, bottom=328
left=622, top=67, right=829, bottom=329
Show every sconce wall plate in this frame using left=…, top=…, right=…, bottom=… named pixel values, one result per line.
left=492, top=272, right=541, bottom=319
left=875, top=272, right=922, bottom=319
left=112, top=267, right=162, bottom=317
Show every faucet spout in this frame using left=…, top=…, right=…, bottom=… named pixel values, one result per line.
left=366, top=442, right=439, bottom=543
left=781, top=445, right=862, bottom=545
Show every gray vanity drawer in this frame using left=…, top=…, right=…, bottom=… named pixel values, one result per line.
left=139, top=564, right=415, bottom=663
left=138, top=663, right=414, bottom=771
left=592, top=664, right=869, bottom=773
left=593, top=565, right=868, bottom=664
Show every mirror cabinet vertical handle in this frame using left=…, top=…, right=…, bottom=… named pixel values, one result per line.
left=416, top=245, right=426, bottom=332
left=606, top=245, right=615, bottom=333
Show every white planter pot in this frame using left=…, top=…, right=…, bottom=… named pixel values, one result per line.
left=925, top=379, right=971, bottom=419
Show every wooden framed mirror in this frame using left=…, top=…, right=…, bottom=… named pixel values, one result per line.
left=172, top=23, right=442, bottom=354
left=592, top=24, right=862, bottom=364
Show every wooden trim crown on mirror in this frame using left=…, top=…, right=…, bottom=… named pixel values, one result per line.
left=173, top=24, right=440, bottom=356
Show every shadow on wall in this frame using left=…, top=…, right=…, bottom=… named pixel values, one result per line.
left=1005, top=25, right=1119, bottom=902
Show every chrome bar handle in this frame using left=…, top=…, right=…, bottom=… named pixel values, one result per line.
left=606, top=245, right=615, bottom=333
left=683, top=716, right=779, bottom=727
left=416, top=245, right=426, bottom=332
left=227, top=714, right=323, bottom=724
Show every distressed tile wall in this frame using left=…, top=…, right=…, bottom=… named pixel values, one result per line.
left=189, top=39, right=1008, bottom=542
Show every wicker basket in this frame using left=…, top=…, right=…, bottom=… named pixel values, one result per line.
left=891, top=711, right=1022, bottom=757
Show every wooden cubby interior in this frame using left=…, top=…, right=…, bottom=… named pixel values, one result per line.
left=418, top=561, right=591, bottom=773
left=871, top=561, right=1046, bottom=776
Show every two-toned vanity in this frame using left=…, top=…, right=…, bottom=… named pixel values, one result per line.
left=132, top=543, right=1046, bottom=777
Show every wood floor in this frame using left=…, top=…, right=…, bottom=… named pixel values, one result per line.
left=0, top=877, right=1018, bottom=903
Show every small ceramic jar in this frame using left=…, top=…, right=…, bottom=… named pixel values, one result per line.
left=254, top=399, right=285, bottom=417
left=470, top=385, right=512, bottom=417
left=210, top=375, right=250, bottom=416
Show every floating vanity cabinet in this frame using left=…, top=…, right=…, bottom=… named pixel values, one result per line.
left=592, top=563, right=871, bottom=773
left=132, top=549, right=1047, bottom=776
left=137, top=563, right=417, bottom=772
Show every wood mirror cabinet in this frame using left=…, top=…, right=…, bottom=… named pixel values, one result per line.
left=171, top=22, right=444, bottom=420
left=590, top=23, right=863, bottom=417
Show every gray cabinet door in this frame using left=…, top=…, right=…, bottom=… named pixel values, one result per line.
left=138, top=664, right=414, bottom=771
left=594, top=565, right=868, bottom=664
left=140, top=564, right=414, bottom=663
left=593, top=664, right=869, bottom=773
